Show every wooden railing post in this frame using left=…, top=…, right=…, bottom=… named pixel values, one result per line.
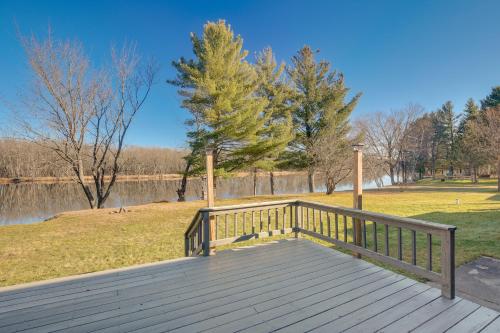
left=352, top=143, right=364, bottom=258
left=206, top=149, right=216, bottom=255
left=441, top=228, right=456, bottom=298
left=202, top=211, right=211, bottom=256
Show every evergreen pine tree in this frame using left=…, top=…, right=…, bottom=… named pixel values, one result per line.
left=169, top=20, right=267, bottom=199
left=481, top=86, right=500, bottom=110
left=458, top=98, right=479, bottom=135
left=457, top=98, right=481, bottom=181
left=435, top=101, right=459, bottom=176
left=245, top=48, right=294, bottom=195
left=285, top=46, right=361, bottom=192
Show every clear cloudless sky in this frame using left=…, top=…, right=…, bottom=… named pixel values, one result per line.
left=1, top=0, right=500, bottom=148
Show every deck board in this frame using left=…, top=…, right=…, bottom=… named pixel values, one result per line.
left=0, top=238, right=497, bottom=333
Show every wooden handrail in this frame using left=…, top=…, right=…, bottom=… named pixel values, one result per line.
left=183, top=199, right=456, bottom=298
left=185, top=210, right=202, bottom=237
left=199, top=199, right=297, bottom=212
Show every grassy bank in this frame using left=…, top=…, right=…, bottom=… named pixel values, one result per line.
left=1, top=180, right=499, bottom=287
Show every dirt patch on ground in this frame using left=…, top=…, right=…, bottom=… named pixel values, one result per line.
left=455, top=256, right=500, bottom=311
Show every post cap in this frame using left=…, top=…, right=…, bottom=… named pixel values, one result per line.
left=352, top=143, right=364, bottom=151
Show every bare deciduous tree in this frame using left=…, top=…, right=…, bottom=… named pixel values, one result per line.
left=475, top=107, right=500, bottom=191
left=312, top=133, right=353, bottom=194
left=17, top=32, right=157, bottom=208
left=356, top=104, right=423, bottom=185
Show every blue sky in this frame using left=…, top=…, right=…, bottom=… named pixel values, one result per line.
left=1, top=0, right=499, bottom=148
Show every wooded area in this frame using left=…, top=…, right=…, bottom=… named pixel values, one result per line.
left=358, top=96, right=500, bottom=188
left=0, top=140, right=187, bottom=178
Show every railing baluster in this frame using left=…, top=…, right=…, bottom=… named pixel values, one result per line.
left=215, top=215, right=219, bottom=240
left=198, top=222, right=202, bottom=248
left=202, top=211, right=210, bottom=256
left=373, top=222, right=378, bottom=252
left=267, top=209, right=271, bottom=232
left=335, top=213, right=339, bottom=240
left=352, top=217, right=356, bottom=244
left=294, top=204, right=300, bottom=237
left=275, top=208, right=279, bottom=230
left=384, top=224, right=389, bottom=256
left=251, top=211, right=255, bottom=234
left=327, top=213, right=331, bottom=238
left=225, top=214, right=229, bottom=238
left=343, top=215, right=347, bottom=242
left=259, top=210, right=263, bottom=231
left=234, top=213, right=237, bottom=237
left=427, top=233, right=432, bottom=271
left=397, top=227, right=403, bottom=260
left=282, top=207, right=286, bottom=231
left=312, top=209, right=316, bottom=232
left=319, top=211, right=323, bottom=235
left=411, top=230, right=417, bottom=265
left=362, top=220, right=367, bottom=248
left=242, top=212, right=246, bottom=235
left=306, top=208, right=309, bottom=230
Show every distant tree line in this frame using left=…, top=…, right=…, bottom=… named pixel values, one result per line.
left=170, top=20, right=361, bottom=200
left=0, top=139, right=187, bottom=178
left=358, top=87, right=500, bottom=191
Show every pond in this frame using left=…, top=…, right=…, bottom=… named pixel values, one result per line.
left=0, top=173, right=388, bottom=225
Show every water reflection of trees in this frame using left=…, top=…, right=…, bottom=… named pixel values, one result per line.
left=0, top=173, right=385, bottom=225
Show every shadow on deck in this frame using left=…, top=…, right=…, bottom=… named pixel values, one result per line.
left=0, top=239, right=499, bottom=332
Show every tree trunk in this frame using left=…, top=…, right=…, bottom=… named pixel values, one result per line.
left=74, top=159, right=95, bottom=209
left=472, top=165, right=478, bottom=184
left=497, top=157, right=500, bottom=192
left=253, top=167, right=258, bottom=196
left=269, top=171, right=275, bottom=195
left=325, top=177, right=335, bottom=195
left=177, top=161, right=191, bottom=202
left=308, top=168, right=315, bottom=193
left=389, top=165, right=396, bottom=185
left=431, top=157, right=436, bottom=179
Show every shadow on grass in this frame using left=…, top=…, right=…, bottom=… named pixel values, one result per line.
left=487, top=193, right=500, bottom=201
left=409, top=209, right=500, bottom=266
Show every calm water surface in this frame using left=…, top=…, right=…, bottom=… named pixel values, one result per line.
left=0, top=174, right=387, bottom=225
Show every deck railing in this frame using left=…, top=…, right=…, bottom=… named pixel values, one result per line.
left=184, top=199, right=456, bottom=298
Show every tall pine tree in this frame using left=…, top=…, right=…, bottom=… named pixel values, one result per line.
left=245, top=48, right=293, bottom=195
left=461, top=98, right=480, bottom=130
left=169, top=20, right=267, bottom=199
left=285, top=46, right=361, bottom=192
left=435, top=101, right=459, bottom=176
left=481, top=86, right=500, bottom=110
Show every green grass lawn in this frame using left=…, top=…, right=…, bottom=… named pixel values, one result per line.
left=0, top=179, right=499, bottom=287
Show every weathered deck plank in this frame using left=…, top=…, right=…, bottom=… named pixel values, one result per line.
left=0, top=238, right=497, bottom=333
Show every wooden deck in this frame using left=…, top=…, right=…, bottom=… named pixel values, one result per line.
left=0, top=239, right=499, bottom=333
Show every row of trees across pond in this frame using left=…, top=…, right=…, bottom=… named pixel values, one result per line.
left=0, top=140, right=187, bottom=178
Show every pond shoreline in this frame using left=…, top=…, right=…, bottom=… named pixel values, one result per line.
left=4, top=172, right=379, bottom=226
left=0, top=170, right=304, bottom=184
